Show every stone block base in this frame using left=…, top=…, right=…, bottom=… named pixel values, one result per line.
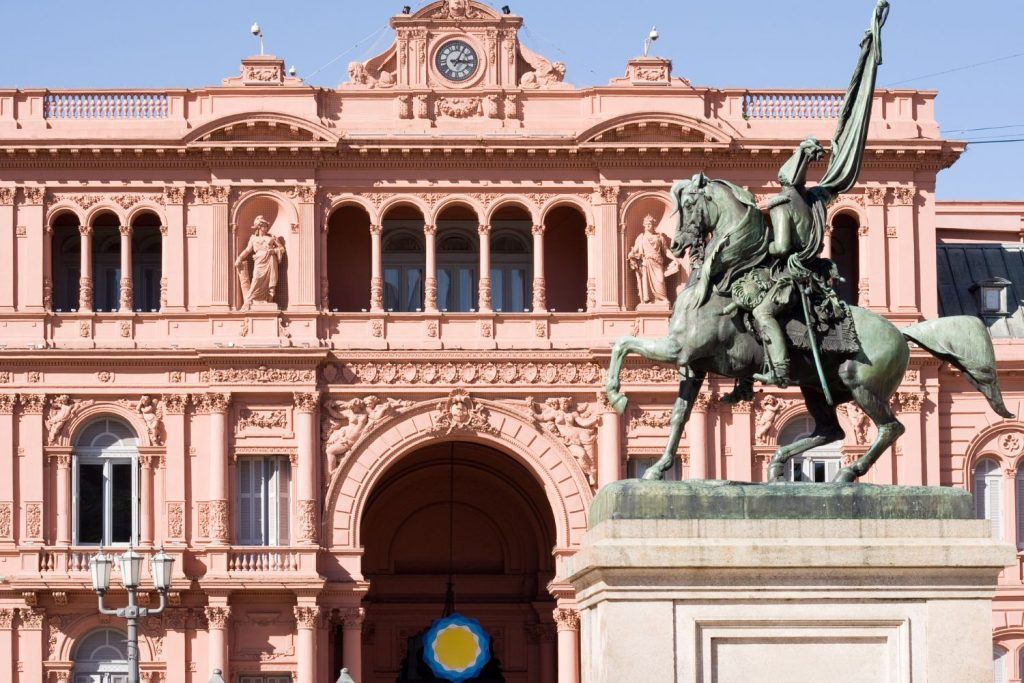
left=568, top=481, right=1015, bottom=683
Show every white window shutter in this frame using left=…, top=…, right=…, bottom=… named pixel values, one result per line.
left=993, top=646, right=1006, bottom=683
left=989, top=472, right=1003, bottom=540
left=1016, top=472, right=1024, bottom=550
left=277, top=458, right=291, bottom=546
left=238, top=459, right=254, bottom=545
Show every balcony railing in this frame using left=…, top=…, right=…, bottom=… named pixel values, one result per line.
left=227, top=549, right=300, bottom=572
left=43, top=92, right=170, bottom=120
left=742, top=92, right=843, bottom=120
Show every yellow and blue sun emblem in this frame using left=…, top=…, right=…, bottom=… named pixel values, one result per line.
left=423, top=614, right=491, bottom=682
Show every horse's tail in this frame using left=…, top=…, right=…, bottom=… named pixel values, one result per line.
left=901, top=317, right=1014, bottom=419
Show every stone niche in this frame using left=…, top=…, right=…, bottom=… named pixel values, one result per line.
left=569, top=480, right=1015, bottom=683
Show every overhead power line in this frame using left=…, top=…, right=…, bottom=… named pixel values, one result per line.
left=886, top=51, right=1024, bottom=86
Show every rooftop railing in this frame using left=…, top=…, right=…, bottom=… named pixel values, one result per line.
left=742, top=92, right=844, bottom=120
left=43, top=92, right=170, bottom=120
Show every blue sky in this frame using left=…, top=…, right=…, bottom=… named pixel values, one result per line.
left=1, top=0, right=1021, bottom=199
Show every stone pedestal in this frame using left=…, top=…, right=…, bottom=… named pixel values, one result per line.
left=568, top=481, right=1015, bottom=683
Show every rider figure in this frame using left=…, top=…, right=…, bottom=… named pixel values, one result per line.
left=752, top=136, right=826, bottom=388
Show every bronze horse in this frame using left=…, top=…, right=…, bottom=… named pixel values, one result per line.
left=604, top=174, right=1013, bottom=483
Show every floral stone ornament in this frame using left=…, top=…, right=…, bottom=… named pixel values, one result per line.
left=423, top=614, right=491, bottom=682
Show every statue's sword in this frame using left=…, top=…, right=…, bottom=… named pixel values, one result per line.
left=799, top=284, right=834, bottom=406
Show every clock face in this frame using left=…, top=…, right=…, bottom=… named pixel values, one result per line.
left=436, top=40, right=479, bottom=82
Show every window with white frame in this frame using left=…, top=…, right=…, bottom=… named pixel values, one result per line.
left=975, top=458, right=1004, bottom=539
left=237, top=456, right=292, bottom=546
left=993, top=645, right=1007, bottom=683
left=436, top=227, right=478, bottom=313
left=490, top=228, right=532, bottom=313
left=778, top=415, right=843, bottom=483
left=73, top=628, right=129, bottom=683
left=383, top=228, right=425, bottom=313
left=627, top=456, right=679, bottom=481
left=73, top=419, right=138, bottom=546
left=1015, top=469, right=1024, bottom=550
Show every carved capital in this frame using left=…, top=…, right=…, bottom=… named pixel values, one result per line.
left=293, top=605, right=321, bottom=629
left=19, top=394, right=46, bottom=414
left=78, top=225, right=93, bottom=237
left=0, top=609, right=13, bottom=629
left=194, top=393, right=231, bottom=415
left=691, top=392, right=712, bottom=412
left=893, top=391, right=925, bottom=414
left=293, top=392, right=320, bottom=413
left=163, top=186, right=185, bottom=204
left=369, top=224, right=383, bottom=237
left=21, top=186, right=45, bottom=206
left=0, top=395, right=16, bottom=414
left=892, top=186, right=917, bottom=206
left=423, top=223, right=437, bottom=236
left=19, top=608, right=45, bottom=629
left=118, top=225, right=132, bottom=237
left=864, top=187, right=888, bottom=206
left=342, top=607, right=366, bottom=629
left=531, top=224, right=545, bottom=236
left=478, top=223, right=492, bottom=236
left=0, top=188, right=13, bottom=205
left=552, top=608, right=580, bottom=631
left=205, top=606, right=231, bottom=629
left=163, top=394, right=189, bottom=415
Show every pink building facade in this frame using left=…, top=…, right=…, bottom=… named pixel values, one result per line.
left=0, top=1, right=1022, bottom=681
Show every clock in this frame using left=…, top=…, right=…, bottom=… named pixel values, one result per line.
left=435, top=40, right=479, bottom=82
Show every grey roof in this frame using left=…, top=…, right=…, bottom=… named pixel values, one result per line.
left=938, top=243, right=1024, bottom=338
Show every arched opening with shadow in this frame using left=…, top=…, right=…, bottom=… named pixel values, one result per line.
left=51, top=211, right=81, bottom=312
left=351, top=441, right=557, bottom=683
left=436, top=203, right=480, bottom=313
left=543, top=206, right=588, bottom=313
left=777, top=414, right=843, bottom=483
left=91, top=211, right=121, bottom=312
left=830, top=212, right=860, bottom=305
left=131, top=211, right=163, bottom=312
left=328, top=204, right=373, bottom=312
left=382, top=204, right=426, bottom=313
left=73, top=628, right=130, bottom=681
left=489, top=204, right=533, bottom=313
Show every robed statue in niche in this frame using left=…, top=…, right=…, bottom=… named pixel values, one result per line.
left=235, top=215, right=286, bottom=309
left=628, top=214, right=678, bottom=306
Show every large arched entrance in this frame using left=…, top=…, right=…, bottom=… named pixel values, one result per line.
left=354, top=441, right=558, bottom=683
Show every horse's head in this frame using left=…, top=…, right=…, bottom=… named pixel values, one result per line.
left=669, top=172, right=716, bottom=259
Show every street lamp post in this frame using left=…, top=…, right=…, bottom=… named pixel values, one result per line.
left=90, top=546, right=175, bottom=683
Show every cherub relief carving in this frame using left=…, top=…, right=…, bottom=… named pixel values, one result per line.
left=323, top=396, right=411, bottom=474
left=136, top=394, right=164, bottom=446
left=754, top=394, right=784, bottom=445
left=346, top=61, right=395, bottom=89
left=528, top=397, right=601, bottom=486
left=45, top=395, right=94, bottom=446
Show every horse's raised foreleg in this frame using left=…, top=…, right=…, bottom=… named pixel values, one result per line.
left=605, top=335, right=682, bottom=415
left=767, top=386, right=845, bottom=482
left=643, top=369, right=706, bottom=480
left=833, top=387, right=905, bottom=483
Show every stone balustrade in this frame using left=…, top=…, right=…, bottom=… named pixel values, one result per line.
left=741, top=91, right=844, bottom=120
left=227, top=549, right=300, bottom=573
left=43, top=92, right=171, bottom=120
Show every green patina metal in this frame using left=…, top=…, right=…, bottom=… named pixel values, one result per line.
left=588, top=480, right=975, bottom=529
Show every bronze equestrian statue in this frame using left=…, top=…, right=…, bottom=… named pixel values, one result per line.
left=604, top=0, right=1014, bottom=483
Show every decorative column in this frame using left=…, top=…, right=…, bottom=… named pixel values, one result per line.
left=162, top=186, right=186, bottom=311
left=78, top=224, right=93, bottom=312
left=162, top=395, right=188, bottom=545
left=687, top=392, right=711, bottom=480
left=203, top=186, right=231, bottom=309
left=293, top=393, right=320, bottom=546
left=894, top=391, right=925, bottom=486
left=0, top=188, right=14, bottom=311
left=18, top=187, right=46, bottom=312
left=891, top=186, right=919, bottom=313
left=18, top=394, right=46, bottom=544
left=205, top=605, right=231, bottom=680
left=139, top=454, right=157, bottom=546
left=118, top=224, right=133, bottom=312
left=0, top=396, right=15, bottom=545
left=342, top=607, right=365, bottom=683
left=553, top=607, right=580, bottom=683
left=424, top=224, right=437, bottom=311
left=199, top=393, right=231, bottom=544
left=1005, top=466, right=1019, bottom=545
left=729, top=401, right=754, bottom=482
left=18, top=606, right=45, bottom=683
left=864, top=187, right=889, bottom=311
left=478, top=223, right=492, bottom=311
left=294, top=604, right=320, bottom=683
left=593, top=186, right=620, bottom=310
left=0, top=609, right=12, bottom=683
left=597, top=396, right=622, bottom=490
left=53, top=452, right=72, bottom=545
left=585, top=223, right=597, bottom=311
left=532, top=224, right=546, bottom=312
left=370, top=224, right=384, bottom=312
left=292, top=185, right=317, bottom=310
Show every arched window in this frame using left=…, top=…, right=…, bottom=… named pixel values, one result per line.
left=993, top=645, right=1007, bottom=683
left=131, top=212, right=162, bottom=312
left=974, top=458, right=1003, bottom=539
left=52, top=213, right=81, bottom=312
left=326, top=205, right=372, bottom=312
left=73, top=628, right=129, bottom=682
left=437, top=227, right=478, bottom=312
left=91, top=212, right=121, bottom=313
left=543, top=205, right=588, bottom=312
left=74, top=418, right=138, bottom=546
left=830, top=212, right=860, bottom=305
left=383, top=228, right=425, bottom=312
left=778, top=415, right=843, bottom=483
